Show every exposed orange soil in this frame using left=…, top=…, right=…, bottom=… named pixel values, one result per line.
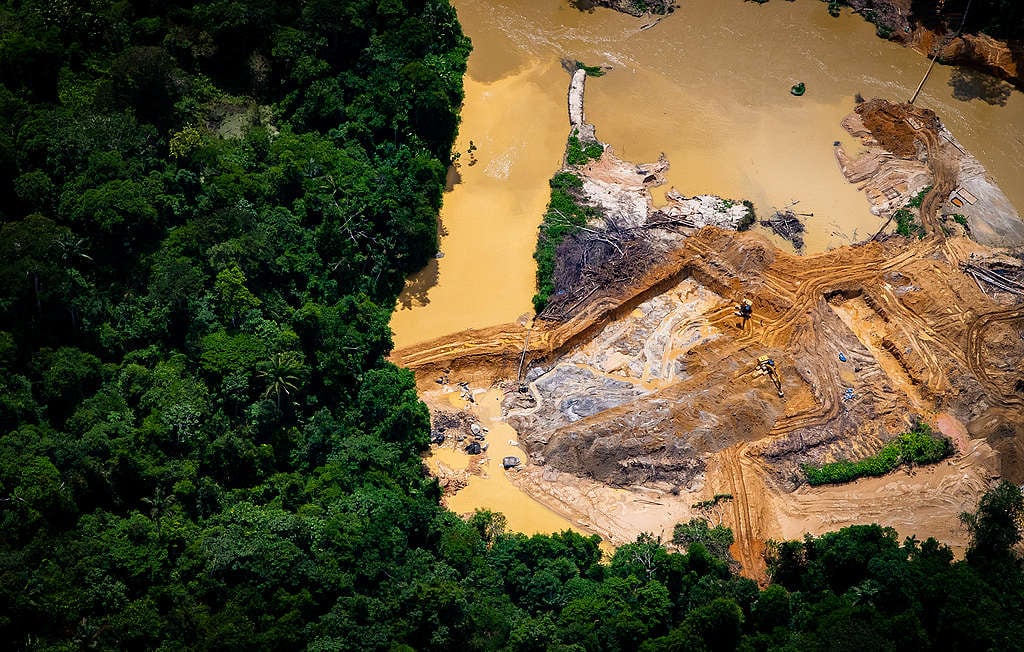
left=393, top=102, right=1024, bottom=581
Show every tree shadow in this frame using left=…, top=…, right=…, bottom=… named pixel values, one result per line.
left=445, top=164, right=461, bottom=193
left=948, top=67, right=1013, bottom=106
left=1014, top=46, right=1024, bottom=94
left=569, top=0, right=598, bottom=12
left=396, top=257, right=439, bottom=310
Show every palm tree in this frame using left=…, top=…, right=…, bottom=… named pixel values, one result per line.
left=258, top=351, right=305, bottom=410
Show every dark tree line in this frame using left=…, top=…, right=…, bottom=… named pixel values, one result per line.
left=933, top=0, right=1024, bottom=40
left=1, top=1, right=1022, bottom=650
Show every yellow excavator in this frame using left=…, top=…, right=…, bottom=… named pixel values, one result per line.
left=755, top=355, right=784, bottom=397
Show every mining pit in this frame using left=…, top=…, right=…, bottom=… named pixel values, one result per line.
left=394, top=74, right=1024, bottom=580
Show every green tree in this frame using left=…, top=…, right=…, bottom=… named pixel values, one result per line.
left=672, top=518, right=735, bottom=563
left=960, top=480, right=1024, bottom=564
left=752, top=584, right=791, bottom=631
left=32, top=346, right=103, bottom=421
left=685, top=597, right=744, bottom=652
left=215, top=263, right=262, bottom=326
left=0, top=215, right=77, bottom=326
left=467, top=509, right=508, bottom=546
left=258, top=351, right=306, bottom=410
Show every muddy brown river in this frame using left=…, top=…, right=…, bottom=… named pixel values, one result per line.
left=391, top=0, right=1024, bottom=537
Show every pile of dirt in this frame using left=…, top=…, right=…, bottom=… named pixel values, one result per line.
left=433, top=409, right=474, bottom=433
left=934, top=32, right=1024, bottom=90
left=838, top=98, right=1024, bottom=247
left=432, top=409, right=485, bottom=445
left=856, top=98, right=937, bottom=157
left=434, top=461, right=470, bottom=495
left=833, top=105, right=932, bottom=220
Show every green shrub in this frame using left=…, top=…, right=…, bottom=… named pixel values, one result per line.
left=952, top=213, right=969, bottom=228
left=803, top=422, right=953, bottom=486
left=738, top=200, right=756, bottom=231
left=907, top=185, right=932, bottom=209
left=575, top=61, right=605, bottom=77
left=532, top=173, right=596, bottom=312
left=893, top=209, right=924, bottom=238
left=892, top=188, right=931, bottom=238
left=632, top=0, right=675, bottom=13
left=566, top=129, right=603, bottom=166
left=550, top=171, right=583, bottom=190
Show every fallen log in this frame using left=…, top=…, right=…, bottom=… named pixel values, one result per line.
left=963, top=264, right=1024, bottom=295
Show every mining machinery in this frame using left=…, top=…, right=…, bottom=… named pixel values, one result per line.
left=735, top=298, right=753, bottom=328
left=755, top=354, right=784, bottom=397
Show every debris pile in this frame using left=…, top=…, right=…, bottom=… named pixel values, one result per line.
left=962, top=260, right=1024, bottom=298
left=539, top=69, right=750, bottom=321
left=432, top=409, right=488, bottom=451
left=434, top=461, right=469, bottom=496
left=760, top=209, right=806, bottom=252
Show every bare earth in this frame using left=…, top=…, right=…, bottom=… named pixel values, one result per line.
left=394, top=97, right=1024, bottom=582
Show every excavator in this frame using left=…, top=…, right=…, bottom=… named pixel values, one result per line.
left=754, top=355, right=785, bottom=397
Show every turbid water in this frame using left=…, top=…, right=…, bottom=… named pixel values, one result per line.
left=393, top=0, right=1024, bottom=347
left=426, top=388, right=587, bottom=538
left=391, top=0, right=1024, bottom=538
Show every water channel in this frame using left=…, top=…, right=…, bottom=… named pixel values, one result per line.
left=391, top=0, right=1024, bottom=537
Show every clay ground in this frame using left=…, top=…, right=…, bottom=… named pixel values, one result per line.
left=398, top=227, right=1020, bottom=576
left=392, top=101, right=1024, bottom=580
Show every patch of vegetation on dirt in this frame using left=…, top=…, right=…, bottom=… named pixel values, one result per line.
left=803, top=422, right=953, bottom=485
left=566, top=129, right=604, bottom=166
left=575, top=61, right=606, bottom=77
left=533, top=172, right=599, bottom=312
left=894, top=186, right=930, bottom=237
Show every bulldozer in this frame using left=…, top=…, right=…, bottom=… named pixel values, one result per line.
left=755, top=354, right=784, bottom=397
